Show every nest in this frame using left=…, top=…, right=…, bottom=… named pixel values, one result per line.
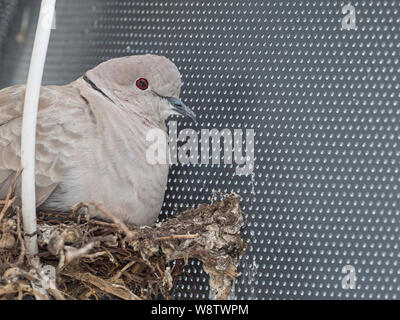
left=0, top=176, right=246, bottom=300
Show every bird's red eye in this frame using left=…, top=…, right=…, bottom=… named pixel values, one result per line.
left=136, top=78, right=149, bottom=90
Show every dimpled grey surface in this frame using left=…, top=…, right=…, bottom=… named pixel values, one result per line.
left=0, top=0, right=17, bottom=62
left=0, top=0, right=399, bottom=300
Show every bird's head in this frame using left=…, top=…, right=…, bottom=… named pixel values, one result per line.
left=84, top=54, right=196, bottom=124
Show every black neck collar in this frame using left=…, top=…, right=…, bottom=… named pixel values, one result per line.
left=83, top=75, right=115, bottom=103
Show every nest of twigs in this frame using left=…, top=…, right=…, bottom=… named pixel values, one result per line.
left=0, top=176, right=246, bottom=300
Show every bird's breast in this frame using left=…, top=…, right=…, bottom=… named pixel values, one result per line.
left=82, top=111, right=170, bottom=225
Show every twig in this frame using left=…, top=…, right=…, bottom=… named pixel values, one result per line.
left=7, top=208, right=26, bottom=268
left=0, top=169, right=22, bottom=223
left=63, top=272, right=142, bottom=300
left=0, top=282, right=31, bottom=297
left=65, top=242, right=96, bottom=264
left=156, top=263, right=164, bottom=279
left=89, top=202, right=134, bottom=239
left=38, top=210, right=116, bottom=228
left=0, top=197, right=17, bottom=223
left=5, top=169, right=22, bottom=202
left=154, top=234, right=200, bottom=241
left=110, top=261, right=137, bottom=282
left=80, top=251, right=109, bottom=262
left=57, top=235, right=117, bottom=270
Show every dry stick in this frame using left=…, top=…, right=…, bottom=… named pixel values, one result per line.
left=5, top=169, right=22, bottom=201
left=156, top=263, right=164, bottom=279
left=0, top=283, right=27, bottom=297
left=63, top=272, right=142, bottom=300
left=0, top=169, right=22, bottom=223
left=80, top=251, right=109, bottom=262
left=110, top=260, right=137, bottom=283
left=57, top=234, right=116, bottom=271
left=89, top=202, right=134, bottom=239
left=0, top=197, right=17, bottom=223
left=17, top=287, right=24, bottom=300
left=8, top=208, right=26, bottom=268
left=154, top=234, right=200, bottom=241
left=89, top=204, right=200, bottom=242
left=65, top=242, right=96, bottom=264
left=38, top=210, right=115, bottom=228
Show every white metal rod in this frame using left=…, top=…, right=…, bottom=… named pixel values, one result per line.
left=21, top=0, right=56, bottom=255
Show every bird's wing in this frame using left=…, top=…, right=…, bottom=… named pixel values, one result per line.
left=0, top=84, right=89, bottom=206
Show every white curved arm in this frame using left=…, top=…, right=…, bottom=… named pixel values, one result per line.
left=21, top=0, right=56, bottom=255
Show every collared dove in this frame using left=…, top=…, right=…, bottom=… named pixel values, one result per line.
left=0, top=54, right=196, bottom=225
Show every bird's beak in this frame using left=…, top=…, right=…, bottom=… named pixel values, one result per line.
left=167, top=97, right=197, bottom=123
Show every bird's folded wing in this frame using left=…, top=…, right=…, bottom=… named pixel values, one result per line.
left=0, top=84, right=88, bottom=206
